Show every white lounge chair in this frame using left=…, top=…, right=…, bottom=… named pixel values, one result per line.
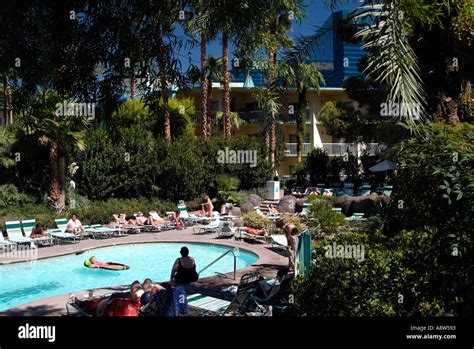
left=193, top=215, right=220, bottom=234
left=48, top=229, right=79, bottom=244
left=177, top=202, right=201, bottom=225
left=21, top=219, right=55, bottom=247
left=5, top=221, right=35, bottom=247
left=270, top=234, right=288, bottom=249
left=0, top=233, right=17, bottom=250
left=83, top=225, right=114, bottom=239
left=217, top=220, right=236, bottom=239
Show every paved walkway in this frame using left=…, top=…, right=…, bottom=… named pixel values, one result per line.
left=0, top=226, right=288, bottom=316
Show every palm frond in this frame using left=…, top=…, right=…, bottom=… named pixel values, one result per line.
left=355, top=2, right=427, bottom=124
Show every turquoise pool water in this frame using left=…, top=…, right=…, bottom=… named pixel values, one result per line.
left=0, top=242, right=258, bottom=311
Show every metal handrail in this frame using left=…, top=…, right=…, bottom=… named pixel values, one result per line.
left=197, top=248, right=238, bottom=280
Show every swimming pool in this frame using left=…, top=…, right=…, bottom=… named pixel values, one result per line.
left=0, top=242, right=258, bottom=311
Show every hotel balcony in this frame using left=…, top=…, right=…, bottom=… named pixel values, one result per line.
left=284, top=143, right=384, bottom=157
left=193, top=110, right=311, bottom=124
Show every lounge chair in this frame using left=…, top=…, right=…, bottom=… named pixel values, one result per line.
left=48, top=229, right=79, bottom=244
left=55, top=218, right=88, bottom=239
left=187, top=272, right=259, bottom=316
left=343, top=183, right=354, bottom=196
left=177, top=203, right=201, bottom=225
left=270, top=234, right=288, bottom=249
left=0, top=233, right=17, bottom=250
left=21, top=219, right=56, bottom=247
left=345, top=213, right=367, bottom=221
left=360, top=185, right=371, bottom=196
left=54, top=218, right=68, bottom=232
left=300, top=202, right=311, bottom=216
left=193, top=215, right=220, bottom=235
left=217, top=220, right=236, bottom=239
left=5, top=221, right=35, bottom=246
left=383, top=185, right=393, bottom=196
left=237, top=227, right=271, bottom=244
left=83, top=225, right=114, bottom=239
left=66, top=292, right=136, bottom=317
left=148, top=211, right=175, bottom=230
left=251, top=274, right=294, bottom=316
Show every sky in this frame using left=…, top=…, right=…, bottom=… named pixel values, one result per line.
left=176, top=0, right=360, bottom=70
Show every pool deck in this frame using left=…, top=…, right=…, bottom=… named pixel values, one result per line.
left=0, top=226, right=288, bottom=316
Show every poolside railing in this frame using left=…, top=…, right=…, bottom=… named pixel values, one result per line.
left=197, top=248, right=238, bottom=280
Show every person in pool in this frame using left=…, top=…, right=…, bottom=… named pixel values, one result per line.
left=85, top=256, right=110, bottom=269
left=170, top=247, right=199, bottom=284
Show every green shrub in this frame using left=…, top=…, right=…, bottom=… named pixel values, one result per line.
left=243, top=212, right=272, bottom=229
left=308, top=199, right=345, bottom=235
left=385, top=122, right=474, bottom=235
left=0, top=184, right=34, bottom=208
left=282, top=215, right=303, bottom=233
left=212, top=175, right=241, bottom=206
left=307, top=194, right=336, bottom=204
left=291, top=227, right=472, bottom=316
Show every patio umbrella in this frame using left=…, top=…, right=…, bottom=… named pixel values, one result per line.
left=369, top=160, right=397, bottom=173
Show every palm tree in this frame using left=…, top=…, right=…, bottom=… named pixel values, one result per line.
left=235, top=0, right=304, bottom=165
left=288, top=0, right=472, bottom=124
left=206, top=56, right=224, bottom=134
left=280, top=61, right=325, bottom=161
left=186, top=0, right=218, bottom=139
left=197, top=2, right=249, bottom=137
left=0, top=126, right=15, bottom=168
left=215, top=111, right=245, bottom=134
left=18, top=91, right=88, bottom=210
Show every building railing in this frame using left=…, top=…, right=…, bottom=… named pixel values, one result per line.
left=193, top=110, right=311, bottom=124
left=240, top=110, right=310, bottom=124
left=284, top=143, right=384, bottom=157
left=322, top=143, right=384, bottom=156
left=284, top=143, right=312, bottom=156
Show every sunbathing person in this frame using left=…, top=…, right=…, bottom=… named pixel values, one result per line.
left=30, top=224, right=47, bottom=239
left=243, top=227, right=268, bottom=236
left=72, top=280, right=144, bottom=316
left=172, top=210, right=185, bottom=229
left=112, top=213, right=128, bottom=225
left=67, top=213, right=85, bottom=233
left=135, top=212, right=149, bottom=226
left=124, top=215, right=138, bottom=227
left=140, top=280, right=169, bottom=306
left=170, top=247, right=199, bottom=284
left=269, top=204, right=280, bottom=215
left=148, top=211, right=167, bottom=225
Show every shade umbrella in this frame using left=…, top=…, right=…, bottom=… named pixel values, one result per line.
left=243, top=72, right=255, bottom=89
left=369, top=160, right=397, bottom=173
